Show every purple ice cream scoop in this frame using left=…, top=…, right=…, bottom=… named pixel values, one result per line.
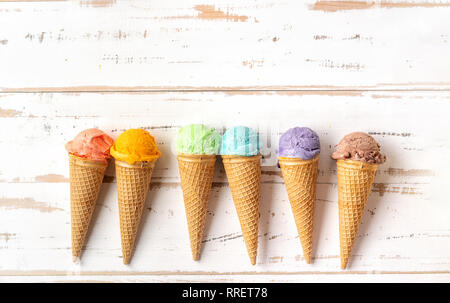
left=278, top=127, right=320, bottom=160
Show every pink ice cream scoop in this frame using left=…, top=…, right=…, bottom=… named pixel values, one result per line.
left=65, top=128, right=114, bottom=164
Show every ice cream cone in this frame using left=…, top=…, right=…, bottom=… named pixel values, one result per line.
left=278, top=155, right=319, bottom=264
left=115, top=159, right=156, bottom=264
left=69, top=154, right=108, bottom=261
left=337, top=159, right=378, bottom=269
left=177, top=154, right=216, bottom=261
left=222, top=154, right=261, bottom=265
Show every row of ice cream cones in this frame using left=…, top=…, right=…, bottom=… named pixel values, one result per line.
left=67, top=129, right=160, bottom=265
left=70, top=154, right=157, bottom=264
left=67, top=127, right=386, bottom=268
left=70, top=151, right=261, bottom=266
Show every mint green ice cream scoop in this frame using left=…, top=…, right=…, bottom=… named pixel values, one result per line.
left=176, top=124, right=221, bottom=155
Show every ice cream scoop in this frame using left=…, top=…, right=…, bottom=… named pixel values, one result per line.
left=65, top=128, right=114, bottom=164
left=220, top=126, right=262, bottom=156
left=278, top=127, right=320, bottom=160
left=331, top=132, right=386, bottom=164
left=176, top=124, right=221, bottom=155
left=110, top=129, right=161, bottom=164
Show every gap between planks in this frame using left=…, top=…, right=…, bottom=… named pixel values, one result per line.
left=0, top=270, right=449, bottom=277
left=3, top=85, right=450, bottom=94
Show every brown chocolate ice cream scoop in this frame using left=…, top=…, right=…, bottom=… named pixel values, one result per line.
left=331, top=132, right=386, bottom=164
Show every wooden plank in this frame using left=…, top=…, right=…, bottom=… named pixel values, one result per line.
left=0, top=91, right=448, bottom=275
left=0, top=91, right=445, bottom=184
left=0, top=182, right=446, bottom=273
left=1, top=274, right=450, bottom=282
left=1, top=0, right=450, bottom=91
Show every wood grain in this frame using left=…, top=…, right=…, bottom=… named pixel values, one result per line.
left=311, top=1, right=450, bottom=12
left=1, top=0, right=450, bottom=91
left=0, top=181, right=444, bottom=272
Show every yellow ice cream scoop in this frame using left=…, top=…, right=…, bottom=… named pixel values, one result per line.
left=110, top=129, right=161, bottom=164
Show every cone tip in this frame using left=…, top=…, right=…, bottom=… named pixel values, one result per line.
left=341, top=259, right=348, bottom=269
left=190, top=243, right=201, bottom=261
left=123, top=256, right=131, bottom=265
left=250, top=257, right=256, bottom=266
left=304, top=255, right=312, bottom=264
left=72, top=256, right=80, bottom=263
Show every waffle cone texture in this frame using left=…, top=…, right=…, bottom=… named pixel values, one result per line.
left=115, top=159, right=156, bottom=264
left=177, top=154, right=216, bottom=261
left=337, top=159, right=377, bottom=269
left=222, top=155, right=261, bottom=265
left=69, top=154, right=107, bottom=261
left=278, top=156, right=319, bottom=264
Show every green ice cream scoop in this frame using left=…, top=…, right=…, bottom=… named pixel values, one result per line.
left=176, top=124, right=221, bottom=155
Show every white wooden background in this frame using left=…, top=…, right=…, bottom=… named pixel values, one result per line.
left=0, top=0, right=449, bottom=283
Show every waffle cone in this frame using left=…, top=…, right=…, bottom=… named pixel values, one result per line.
left=115, top=159, right=156, bottom=264
left=222, top=155, right=261, bottom=265
left=278, top=156, right=319, bottom=264
left=337, top=159, right=378, bottom=269
left=177, top=154, right=216, bottom=261
left=68, top=154, right=107, bottom=260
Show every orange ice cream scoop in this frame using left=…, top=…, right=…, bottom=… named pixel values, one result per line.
left=65, top=128, right=114, bottom=164
left=110, top=129, right=161, bottom=164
